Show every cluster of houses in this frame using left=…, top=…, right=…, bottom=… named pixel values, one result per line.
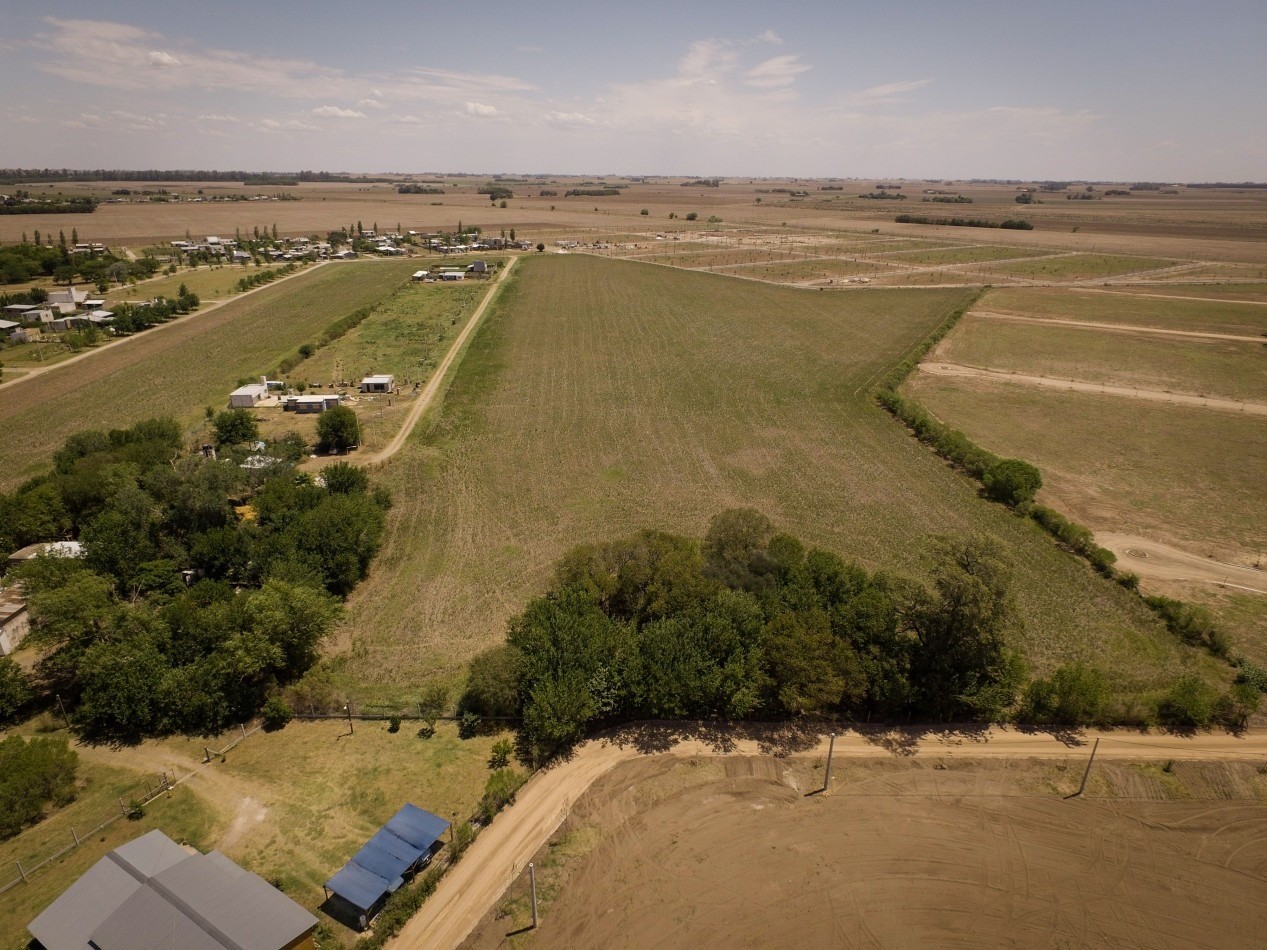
left=228, top=374, right=395, bottom=413
left=1, top=287, right=114, bottom=341
left=171, top=235, right=357, bottom=262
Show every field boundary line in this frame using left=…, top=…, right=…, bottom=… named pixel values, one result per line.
left=970, top=310, right=1267, bottom=344
left=362, top=257, right=518, bottom=466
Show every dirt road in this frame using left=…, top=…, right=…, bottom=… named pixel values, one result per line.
left=391, top=725, right=1267, bottom=950
left=918, top=361, right=1267, bottom=416
left=362, top=258, right=517, bottom=466
left=971, top=309, right=1267, bottom=343
left=1098, top=532, right=1267, bottom=594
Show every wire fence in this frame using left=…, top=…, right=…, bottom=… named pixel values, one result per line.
left=0, top=723, right=262, bottom=897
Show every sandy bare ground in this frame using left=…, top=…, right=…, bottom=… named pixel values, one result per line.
left=361, top=257, right=517, bottom=467
left=971, top=309, right=1267, bottom=344
left=918, top=361, right=1267, bottom=417
left=468, top=754, right=1267, bottom=950
left=0, top=261, right=332, bottom=393
left=391, top=725, right=1267, bottom=950
left=1098, top=532, right=1267, bottom=595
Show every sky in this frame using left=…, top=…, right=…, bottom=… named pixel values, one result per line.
left=2, top=0, right=1265, bottom=180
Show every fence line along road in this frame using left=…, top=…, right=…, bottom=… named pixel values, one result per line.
left=0, top=722, right=262, bottom=897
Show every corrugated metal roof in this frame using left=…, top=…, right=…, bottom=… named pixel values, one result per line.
left=27, top=857, right=142, bottom=950
left=324, top=804, right=448, bottom=914
left=27, top=831, right=315, bottom=950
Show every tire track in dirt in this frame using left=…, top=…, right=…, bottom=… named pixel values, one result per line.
left=918, top=361, right=1267, bottom=417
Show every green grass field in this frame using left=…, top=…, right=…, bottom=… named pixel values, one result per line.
left=980, top=287, right=1267, bottom=335
left=938, top=317, right=1267, bottom=404
left=723, top=257, right=897, bottom=282
left=334, top=254, right=1206, bottom=702
left=905, top=374, right=1267, bottom=579
left=0, top=260, right=419, bottom=489
left=990, top=253, right=1179, bottom=281
left=105, top=262, right=290, bottom=307
left=1115, top=282, right=1267, bottom=301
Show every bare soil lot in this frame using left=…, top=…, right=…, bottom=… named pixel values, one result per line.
left=468, top=754, right=1267, bottom=950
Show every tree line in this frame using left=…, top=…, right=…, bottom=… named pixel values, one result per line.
left=0, top=418, right=388, bottom=739
left=461, top=511, right=1262, bottom=761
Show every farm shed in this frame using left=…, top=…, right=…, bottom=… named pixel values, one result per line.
left=439, top=270, right=465, bottom=281
left=0, top=319, right=19, bottom=338
left=0, top=592, right=29, bottom=656
left=324, top=804, right=449, bottom=929
left=467, top=260, right=488, bottom=274
left=411, top=270, right=430, bottom=281
left=7, top=540, right=83, bottom=568
left=286, top=393, right=341, bottom=413
left=229, top=383, right=268, bottom=408
left=28, top=829, right=318, bottom=950
left=360, top=374, right=395, bottom=393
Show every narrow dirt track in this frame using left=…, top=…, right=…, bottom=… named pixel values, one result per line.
left=361, top=258, right=517, bottom=467
left=390, top=725, right=1267, bottom=950
left=918, top=361, right=1267, bottom=416
left=970, top=309, right=1267, bottom=343
left=1098, top=532, right=1267, bottom=594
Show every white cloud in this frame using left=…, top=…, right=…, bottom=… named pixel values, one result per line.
left=198, top=113, right=239, bottom=123
left=844, top=79, right=932, bottom=105
left=147, top=50, right=181, bottom=67
left=312, top=105, right=367, bottom=119
left=756, top=30, right=783, bottom=45
left=358, top=98, right=386, bottom=109
left=464, top=101, right=499, bottom=117
left=545, top=111, right=596, bottom=127
left=745, top=55, right=809, bottom=89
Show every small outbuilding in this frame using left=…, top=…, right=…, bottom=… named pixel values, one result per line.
left=359, top=374, right=395, bottom=393
left=411, top=270, right=430, bottom=281
left=0, top=591, right=29, bottom=656
left=324, top=804, right=449, bottom=929
left=286, top=394, right=341, bottom=414
left=229, top=383, right=268, bottom=408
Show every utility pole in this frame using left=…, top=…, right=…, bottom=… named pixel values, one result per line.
left=823, top=733, right=836, bottom=793
left=1074, top=737, right=1100, bottom=798
left=529, top=862, right=539, bottom=929
left=55, top=694, right=71, bottom=729
left=344, top=702, right=354, bottom=735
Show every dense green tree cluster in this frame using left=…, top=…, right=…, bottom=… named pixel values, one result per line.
left=1, top=419, right=388, bottom=740
left=465, top=511, right=1027, bottom=758
left=0, top=736, right=77, bottom=839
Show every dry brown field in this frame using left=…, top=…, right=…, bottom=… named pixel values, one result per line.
left=468, top=754, right=1267, bottom=950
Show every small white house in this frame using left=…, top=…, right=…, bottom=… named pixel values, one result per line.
left=411, top=270, right=430, bottom=281
left=360, top=374, right=395, bottom=394
left=439, top=270, right=464, bottom=281
left=229, top=383, right=268, bottom=408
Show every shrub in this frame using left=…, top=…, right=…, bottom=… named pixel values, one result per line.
left=1236, top=662, right=1267, bottom=693
left=982, top=458, right=1043, bottom=507
left=213, top=408, right=260, bottom=447
left=685, top=212, right=698, bottom=221
left=261, top=696, right=294, bottom=731
left=1216, top=682, right=1260, bottom=731
left=480, top=768, right=526, bottom=822
left=0, top=656, right=33, bottom=723
left=640, top=209, right=649, bottom=215
left=316, top=405, right=359, bottom=453
left=0, top=735, right=78, bottom=839
left=489, top=738, right=514, bottom=769
left=450, top=821, right=476, bottom=859
left=1018, top=663, right=1108, bottom=725
left=1157, top=675, right=1219, bottom=729
left=388, top=715, right=401, bottom=733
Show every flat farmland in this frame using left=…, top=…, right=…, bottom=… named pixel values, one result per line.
left=0, top=260, right=418, bottom=488
left=869, top=269, right=993, bottom=287
left=904, top=376, right=1267, bottom=590
left=468, top=755, right=1267, bottom=950
left=981, top=286, right=1267, bottom=335
left=988, top=253, right=1180, bottom=281
left=631, top=247, right=794, bottom=268
left=936, top=317, right=1267, bottom=404
left=721, top=257, right=898, bottom=282
left=1110, top=282, right=1267, bottom=303
left=872, top=244, right=1054, bottom=266
left=339, top=254, right=1202, bottom=699
left=104, top=262, right=289, bottom=306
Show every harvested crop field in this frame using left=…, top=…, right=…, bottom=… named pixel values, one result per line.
left=934, top=316, right=1267, bottom=404
left=904, top=376, right=1267, bottom=580
left=0, top=260, right=418, bottom=488
left=340, top=254, right=1203, bottom=699
left=979, top=287, right=1267, bottom=335
left=468, top=754, right=1267, bottom=950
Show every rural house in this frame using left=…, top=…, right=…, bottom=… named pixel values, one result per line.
left=229, top=379, right=270, bottom=408
left=28, top=829, right=318, bottom=950
left=359, top=374, right=394, bottom=393
left=0, top=590, right=29, bottom=656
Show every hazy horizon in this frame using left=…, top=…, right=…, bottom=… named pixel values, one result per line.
left=4, top=1, right=1264, bottom=181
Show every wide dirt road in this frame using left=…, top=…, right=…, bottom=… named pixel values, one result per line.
left=391, top=725, right=1267, bottom=950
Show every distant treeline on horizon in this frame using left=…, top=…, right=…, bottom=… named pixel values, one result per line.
left=1, top=169, right=1265, bottom=188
